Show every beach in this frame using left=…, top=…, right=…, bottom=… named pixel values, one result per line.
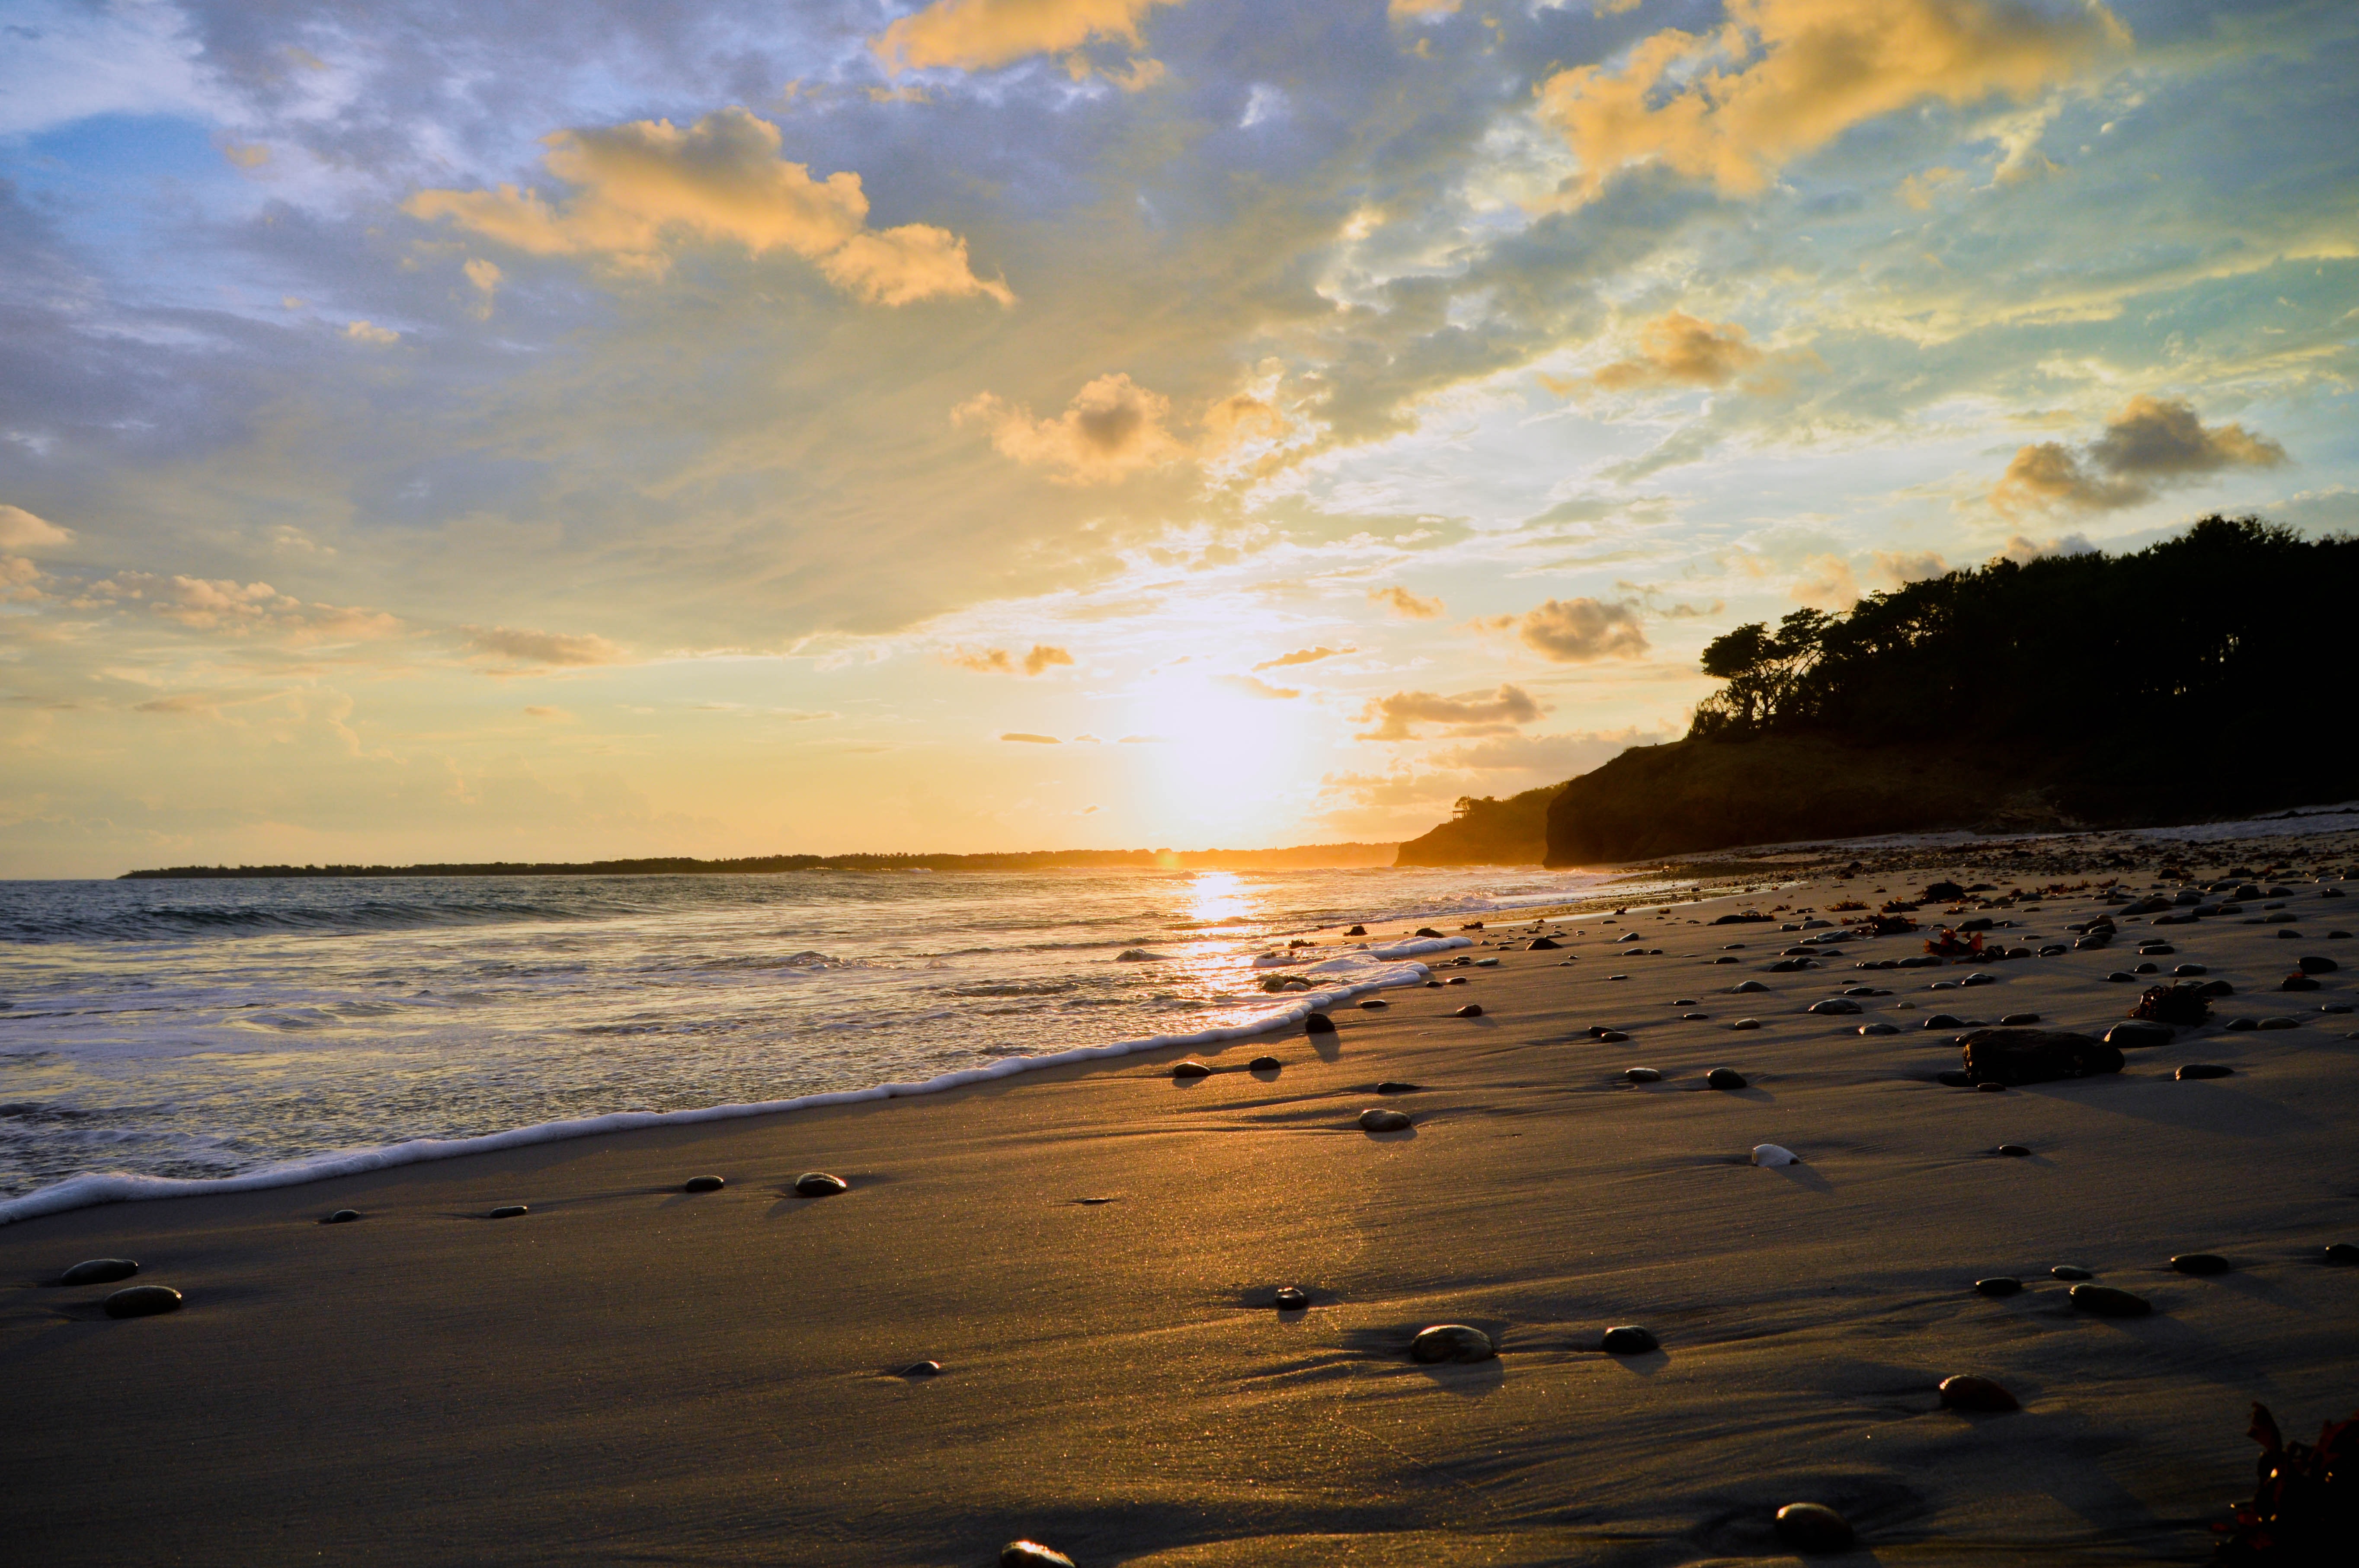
left=5, top=832, right=2356, bottom=1565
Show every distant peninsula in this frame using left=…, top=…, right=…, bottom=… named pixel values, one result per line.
left=119, top=843, right=1399, bottom=879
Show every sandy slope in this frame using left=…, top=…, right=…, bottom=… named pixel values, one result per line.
left=3, top=860, right=2355, bottom=1565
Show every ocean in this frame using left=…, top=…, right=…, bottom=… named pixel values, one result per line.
left=0, top=864, right=1633, bottom=1221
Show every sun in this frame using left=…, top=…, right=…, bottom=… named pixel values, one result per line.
left=1124, top=669, right=1325, bottom=844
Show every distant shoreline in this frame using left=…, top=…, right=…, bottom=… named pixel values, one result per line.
left=115, top=843, right=1403, bottom=879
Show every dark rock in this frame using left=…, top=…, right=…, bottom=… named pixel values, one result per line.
left=1999, top=1012, right=2041, bottom=1026
left=1961, top=1028, right=2123, bottom=1086
left=1924, top=881, right=1966, bottom=901
left=1248, top=1055, right=1283, bottom=1071
left=2104, top=971, right=2138, bottom=983
left=793, top=1172, right=848, bottom=1196
left=1731, top=979, right=1770, bottom=993
left=1729, top=1018, right=1761, bottom=1031
left=488, top=1204, right=529, bottom=1219
left=2170, top=1253, right=2230, bottom=1275
left=1414, top=927, right=1443, bottom=938
left=1171, top=1060, right=1214, bottom=1079
left=2177, top=1063, right=2234, bottom=1080
left=2226, top=1017, right=2260, bottom=1032
left=1359, top=1108, right=1412, bottom=1133
left=898, top=1360, right=942, bottom=1377
left=2069, top=1284, right=2152, bottom=1317
left=1409, top=1323, right=1495, bottom=1364
left=2321, top=1243, right=2359, bottom=1265
left=59, top=1258, right=139, bottom=1286
left=1973, top=1276, right=2023, bottom=1297
left=1936, top=1070, right=1974, bottom=1086
left=1274, top=1287, right=1309, bottom=1310
left=1446, top=976, right=1469, bottom=985
left=1596, top=1028, right=1629, bottom=1043
left=2051, top=1265, right=2094, bottom=1281
left=682, top=1175, right=725, bottom=1193
left=1453, top=1004, right=1483, bottom=1018
left=1000, top=1542, right=1075, bottom=1568
left=1996, top=1144, right=2031, bottom=1157
left=1923, top=1013, right=1964, bottom=1028
left=1359, top=999, right=1389, bottom=1009
left=1939, top=1374, right=2021, bottom=1412
left=1345, top=925, right=1367, bottom=936
left=1767, top=958, right=1817, bottom=973
left=2281, top=974, right=2321, bottom=991
left=2299, top=955, right=2339, bottom=973
left=1375, top=1080, right=1421, bottom=1093
left=2260, top=1016, right=2298, bottom=1030
left=1527, top=937, right=1560, bottom=950
left=2199, top=980, right=2237, bottom=996
left=1305, top=1012, right=1337, bottom=1035
left=2104, top=1021, right=2173, bottom=1049
left=1977, top=1081, right=2008, bottom=1093
left=103, top=1285, right=182, bottom=1319
left=1774, top=1501, right=1856, bottom=1553
left=1858, top=1022, right=1899, bottom=1035
left=1600, top=1324, right=1658, bottom=1354
left=323, top=1209, right=362, bottom=1223
left=1706, top=1067, right=1747, bottom=1090
left=2276, top=929, right=2302, bottom=939
left=1625, top=1067, right=1663, bottom=1083
left=1807, top=998, right=1860, bottom=1016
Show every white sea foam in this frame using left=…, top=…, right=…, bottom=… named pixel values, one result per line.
left=0, top=944, right=1457, bottom=1227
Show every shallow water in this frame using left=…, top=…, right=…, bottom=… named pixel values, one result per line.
left=0, top=865, right=1616, bottom=1202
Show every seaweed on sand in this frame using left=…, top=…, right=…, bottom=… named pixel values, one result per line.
left=2131, top=983, right=2213, bottom=1025
left=2213, top=1402, right=2356, bottom=1563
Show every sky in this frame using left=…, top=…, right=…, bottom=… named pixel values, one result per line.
left=1, top=0, right=2353, bottom=877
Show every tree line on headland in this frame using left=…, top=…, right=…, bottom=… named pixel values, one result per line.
left=1394, top=516, right=2356, bottom=866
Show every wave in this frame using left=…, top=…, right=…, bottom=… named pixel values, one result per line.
left=0, top=940, right=1469, bottom=1227
left=2, top=894, right=628, bottom=944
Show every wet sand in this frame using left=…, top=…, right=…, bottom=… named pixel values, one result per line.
left=5, top=856, right=2356, bottom=1565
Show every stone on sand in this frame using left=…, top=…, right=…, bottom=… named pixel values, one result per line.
left=1358, top=999, right=1388, bottom=1009
left=1707, top=1067, right=1747, bottom=1089
left=2051, top=1265, right=2094, bottom=1280
left=103, top=1285, right=182, bottom=1319
left=1409, top=1323, right=1495, bottom=1364
left=1773, top=1501, right=1855, bottom=1553
left=1374, top=1080, right=1421, bottom=1093
left=2104, top=1022, right=2173, bottom=1049
left=1248, top=1055, right=1282, bottom=1071
left=1000, top=1542, right=1075, bottom=1568
left=1274, top=1287, right=1309, bottom=1310
left=1171, top=1060, right=1214, bottom=1079
left=2177, top=1063, right=2234, bottom=1080
left=793, top=1172, right=848, bottom=1197
left=2070, top=1284, right=2153, bottom=1317
left=1751, top=1143, right=1799, bottom=1167
left=1600, top=1325, right=1658, bottom=1354
left=682, top=1175, right=724, bottom=1193
left=1624, top=1067, right=1662, bottom=1083
left=1304, top=1012, right=1337, bottom=1035
left=2322, top=1243, right=2359, bottom=1265
left=898, top=1360, right=942, bottom=1378
left=487, top=1204, right=529, bottom=1219
left=1973, top=1277, right=2023, bottom=1297
left=1939, top=1374, right=2021, bottom=1412
left=2170, top=1252, right=2231, bottom=1275
left=1359, top=1108, right=1412, bottom=1133
left=323, top=1209, right=362, bottom=1223
left=59, top=1258, right=138, bottom=1286
left=1453, top=1004, right=1483, bottom=1018
left=1995, top=1143, right=2030, bottom=1157
left=1960, top=1028, right=2122, bottom=1086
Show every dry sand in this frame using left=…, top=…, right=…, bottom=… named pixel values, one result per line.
left=5, top=845, right=2357, bottom=1565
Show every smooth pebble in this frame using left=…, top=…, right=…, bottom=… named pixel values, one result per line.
left=103, top=1285, right=182, bottom=1319
left=59, top=1258, right=139, bottom=1287
left=1409, top=1323, right=1495, bottom=1364
left=1939, top=1374, right=2020, bottom=1412
left=794, top=1172, right=848, bottom=1197
left=1773, top=1502, right=1855, bottom=1554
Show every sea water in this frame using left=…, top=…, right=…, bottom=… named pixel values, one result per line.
left=0, top=865, right=1620, bottom=1220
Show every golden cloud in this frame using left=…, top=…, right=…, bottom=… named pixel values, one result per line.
left=1993, top=395, right=2286, bottom=514
left=1356, top=684, right=1546, bottom=741
left=1536, top=0, right=2129, bottom=201
left=947, top=644, right=1076, bottom=674
left=0, top=505, right=71, bottom=552
left=955, top=374, right=1183, bottom=484
left=874, top=0, right=1180, bottom=74
left=1215, top=673, right=1300, bottom=699
left=1588, top=312, right=1763, bottom=392
left=1253, top=645, right=1353, bottom=669
left=1515, top=597, right=1649, bottom=661
left=462, top=624, right=625, bottom=670
left=1369, top=584, right=1444, bottom=619
left=405, top=108, right=1013, bottom=307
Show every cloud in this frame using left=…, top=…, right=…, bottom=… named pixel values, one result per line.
left=0, top=505, right=70, bottom=552
left=522, top=705, right=573, bottom=720
left=118, top=576, right=405, bottom=643
left=1118, top=733, right=1169, bottom=743
left=1356, top=684, right=1546, bottom=741
left=134, top=693, right=221, bottom=717
left=1865, top=549, right=1949, bottom=589
left=405, top=108, right=1013, bottom=307
left=1536, top=0, right=2130, bottom=201
left=1390, top=0, right=1461, bottom=18
left=873, top=0, right=1180, bottom=73
left=1999, top=532, right=2097, bottom=563
left=1791, top=553, right=1862, bottom=608
left=1254, top=645, right=1353, bottom=669
left=344, top=320, right=399, bottom=345
left=1584, top=313, right=1763, bottom=392
left=1370, top=584, right=1444, bottom=619
left=1216, top=673, right=1300, bottom=699
left=462, top=624, right=625, bottom=669
left=1993, top=395, right=2287, bottom=514
left=1000, top=731, right=1062, bottom=744
left=463, top=257, right=502, bottom=318
left=955, top=374, right=1183, bottom=484
left=1428, top=725, right=1677, bottom=776
left=1514, top=597, right=1649, bottom=662
left=946, top=644, right=1076, bottom=674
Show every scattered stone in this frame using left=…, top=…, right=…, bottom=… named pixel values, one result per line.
left=1000, top=1542, right=1075, bottom=1568
left=488, top=1204, right=529, bottom=1219
left=682, top=1175, right=725, bottom=1194
left=1528, top=937, right=1561, bottom=950
left=2177, top=1063, right=2234, bottom=1080
left=2282, top=974, right=2321, bottom=992
left=1807, top=998, right=1860, bottom=1016
left=898, top=1360, right=942, bottom=1377
left=1274, top=1287, right=1309, bottom=1310
left=2260, top=1016, right=2298, bottom=1029
left=2104, top=1022, right=2173, bottom=1049
left=1706, top=1067, right=1748, bottom=1089
left=2321, top=1243, right=2359, bottom=1265
left=2171, top=1253, right=2231, bottom=1275
left=1453, top=1004, right=1483, bottom=1018
left=1923, top=1013, right=1964, bottom=1029
left=2226, top=1017, right=2260, bottom=1032
left=1596, top=1028, right=1629, bottom=1043
left=1751, top=1143, right=1799, bottom=1167
left=1939, top=1374, right=2021, bottom=1413
left=1977, top=1081, right=2008, bottom=1093
left=1375, top=1080, right=1421, bottom=1093
left=1774, top=1502, right=1856, bottom=1554
left=1305, top=1012, right=1337, bottom=1035
left=1345, top=925, right=1367, bottom=936
left=1961, top=1028, right=2123, bottom=1086
left=323, top=1209, right=362, bottom=1223
left=1359, top=1108, right=1413, bottom=1133
left=1248, top=1055, right=1283, bottom=1071
left=1409, top=1323, right=1495, bottom=1364
left=1995, top=1144, right=2031, bottom=1157
left=2298, top=955, right=2339, bottom=973
left=1729, top=1018, right=1761, bottom=1031
left=1625, top=1067, right=1663, bottom=1083
left=2070, top=1284, right=2153, bottom=1317
left=2051, top=1265, right=2094, bottom=1281
left=794, top=1172, right=849, bottom=1197
left=1973, top=1277, right=2023, bottom=1297
left=1859, top=1022, right=1898, bottom=1035
left=1447, top=976, right=1470, bottom=986
left=1415, top=927, right=1443, bottom=939
left=59, top=1258, right=140, bottom=1286
left=1600, top=1324, right=1658, bottom=1354
left=1359, top=998, right=1389, bottom=1009
left=1999, top=1012, right=2041, bottom=1026
left=2105, top=971, right=2138, bottom=983
left=103, top=1285, right=182, bottom=1319
left=1171, top=1060, right=1214, bottom=1079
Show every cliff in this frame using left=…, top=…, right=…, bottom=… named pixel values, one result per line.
left=1393, top=783, right=1565, bottom=866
